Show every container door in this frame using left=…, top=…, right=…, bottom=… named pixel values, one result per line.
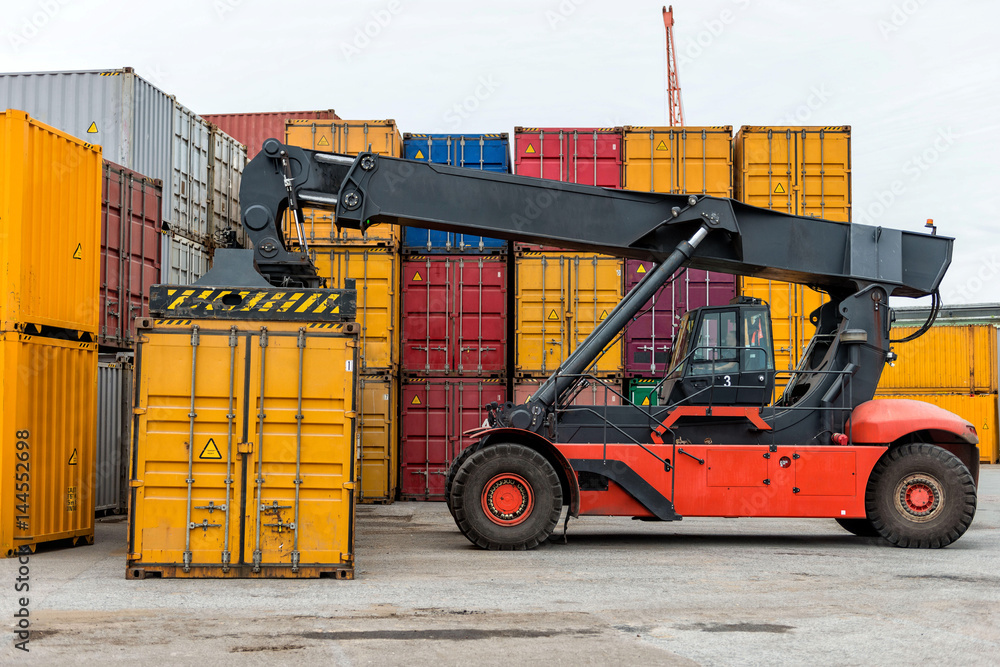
left=357, top=377, right=395, bottom=503
left=401, top=258, right=452, bottom=373
left=132, top=328, right=247, bottom=569
left=454, top=258, right=506, bottom=375
left=570, top=255, right=623, bottom=377
left=516, top=254, right=571, bottom=376
left=242, top=328, right=355, bottom=570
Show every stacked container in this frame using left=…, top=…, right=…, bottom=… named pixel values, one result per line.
left=876, top=322, right=999, bottom=463
left=203, top=110, right=339, bottom=160
left=0, top=110, right=100, bottom=555
left=733, top=126, right=850, bottom=394
left=400, top=133, right=511, bottom=500
left=512, top=127, right=626, bottom=404
left=620, top=127, right=738, bottom=404
left=0, top=68, right=251, bottom=285
left=287, top=120, right=403, bottom=503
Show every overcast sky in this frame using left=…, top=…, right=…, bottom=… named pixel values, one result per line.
left=5, top=0, right=998, bottom=305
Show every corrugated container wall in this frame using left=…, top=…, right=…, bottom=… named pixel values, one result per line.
left=207, top=126, right=247, bottom=248
left=624, top=261, right=736, bottom=376
left=202, top=110, right=338, bottom=160
left=401, top=133, right=510, bottom=254
left=101, top=161, right=162, bottom=349
left=878, top=325, right=997, bottom=394
left=170, top=102, right=211, bottom=243
left=513, top=127, right=622, bottom=252
left=401, top=257, right=507, bottom=376
left=311, top=247, right=399, bottom=372
left=356, top=375, right=398, bottom=503
left=515, top=252, right=623, bottom=377
left=166, top=236, right=212, bottom=285
left=622, top=126, right=733, bottom=197
left=1, top=333, right=97, bottom=556
left=513, top=379, right=623, bottom=408
left=620, top=126, right=736, bottom=377
left=96, top=355, right=131, bottom=512
left=735, top=126, right=851, bottom=380
left=874, top=394, right=998, bottom=463
left=285, top=120, right=402, bottom=247
left=128, top=319, right=358, bottom=578
left=0, top=69, right=173, bottom=229
left=0, top=110, right=102, bottom=334
left=400, top=378, right=507, bottom=500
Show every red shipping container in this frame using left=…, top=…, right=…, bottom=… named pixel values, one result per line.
left=100, top=161, right=162, bottom=349
left=513, top=127, right=623, bottom=252
left=623, top=260, right=737, bottom=377
left=400, top=378, right=507, bottom=500
left=202, top=110, right=339, bottom=160
left=402, top=256, right=507, bottom=376
left=513, top=379, right=624, bottom=407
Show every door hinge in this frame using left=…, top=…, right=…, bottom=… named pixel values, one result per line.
left=129, top=479, right=144, bottom=488
left=238, top=441, right=253, bottom=455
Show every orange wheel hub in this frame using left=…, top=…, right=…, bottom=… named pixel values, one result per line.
left=482, top=473, right=534, bottom=526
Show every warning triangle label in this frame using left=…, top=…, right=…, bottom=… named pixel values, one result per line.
left=599, top=310, right=609, bottom=320
left=411, top=395, right=421, bottom=405
left=655, top=140, right=668, bottom=151
left=641, top=396, right=650, bottom=406
left=68, top=449, right=78, bottom=465
left=199, top=438, right=222, bottom=460
left=525, top=143, right=536, bottom=154
left=636, top=264, right=646, bottom=274
left=317, top=135, right=330, bottom=147
left=412, top=271, right=422, bottom=281
left=773, top=182, right=786, bottom=194
left=547, top=309, right=559, bottom=320
left=86, top=122, right=98, bottom=133
left=73, top=243, right=83, bottom=260
left=414, top=150, right=425, bottom=159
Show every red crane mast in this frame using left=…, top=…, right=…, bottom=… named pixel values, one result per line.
left=663, top=5, right=684, bottom=126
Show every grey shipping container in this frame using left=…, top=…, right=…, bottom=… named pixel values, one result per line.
left=208, top=125, right=248, bottom=248
left=170, top=101, right=212, bottom=243
left=96, top=355, right=132, bottom=513
left=0, top=67, right=173, bottom=227
left=165, top=234, right=212, bottom=284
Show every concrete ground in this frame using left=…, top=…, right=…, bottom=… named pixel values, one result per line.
left=2, top=467, right=998, bottom=666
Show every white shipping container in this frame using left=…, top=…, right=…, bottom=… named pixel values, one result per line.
left=0, top=68, right=173, bottom=226
left=170, top=102, right=212, bottom=242
left=96, top=355, right=132, bottom=513
left=209, top=126, right=248, bottom=248
left=166, top=235, right=212, bottom=284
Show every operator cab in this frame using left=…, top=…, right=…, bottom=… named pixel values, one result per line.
left=657, top=297, right=775, bottom=407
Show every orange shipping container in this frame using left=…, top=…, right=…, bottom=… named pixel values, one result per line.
left=0, top=110, right=102, bottom=333
left=879, top=325, right=997, bottom=395
left=285, top=120, right=402, bottom=246
left=874, top=393, right=998, bottom=463
left=622, top=126, right=732, bottom=197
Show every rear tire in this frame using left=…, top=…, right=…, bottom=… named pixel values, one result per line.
left=451, top=443, right=562, bottom=550
left=865, top=443, right=977, bottom=548
left=835, top=518, right=880, bottom=537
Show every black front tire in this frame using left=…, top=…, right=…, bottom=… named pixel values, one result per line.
left=866, top=443, right=977, bottom=548
left=835, top=518, right=880, bottom=537
left=451, top=443, right=562, bottom=551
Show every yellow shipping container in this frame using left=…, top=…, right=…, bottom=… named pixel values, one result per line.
left=311, top=246, right=399, bottom=373
left=879, top=324, right=997, bottom=395
left=285, top=119, right=402, bottom=247
left=622, top=126, right=733, bottom=197
left=515, top=252, right=623, bottom=377
left=127, top=318, right=359, bottom=579
left=874, top=393, right=998, bottom=463
left=0, top=110, right=102, bottom=333
left=735, top=126, right=850, bottom=385
left=1, top=332, right=96, bottom=557
left=356, top=375, right=398, bottom=504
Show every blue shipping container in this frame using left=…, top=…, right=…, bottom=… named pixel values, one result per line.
left=402, top=133, right=510, bottom=254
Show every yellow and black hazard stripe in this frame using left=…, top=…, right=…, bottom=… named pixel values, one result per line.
left=154, top=319, right=193, bottom=325
left=150, top=286, right=356, bottom=322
